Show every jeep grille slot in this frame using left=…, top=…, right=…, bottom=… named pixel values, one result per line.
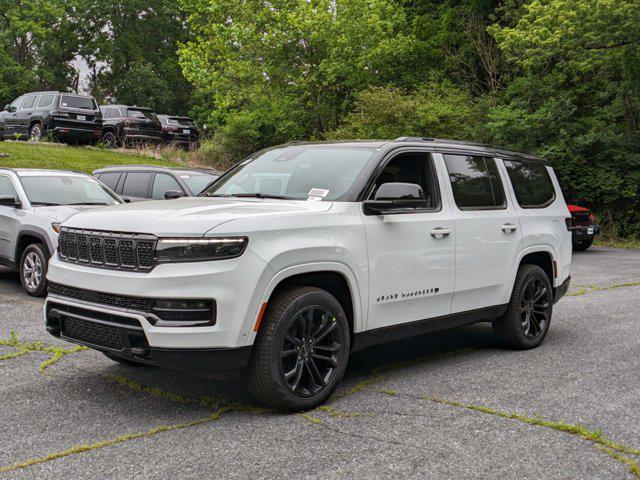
left=58, top=228, right=157, bottom=271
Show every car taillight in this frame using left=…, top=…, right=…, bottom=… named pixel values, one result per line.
left=50, top=110, right=69, bottom=117
left=565, top=217, right=573, bottom=231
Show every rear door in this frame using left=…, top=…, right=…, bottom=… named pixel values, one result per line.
left=120, top=172, right=153, bottom=201
left=362, top=149, right=456, bottom=330
left=440, top=153, right=523, bottom=313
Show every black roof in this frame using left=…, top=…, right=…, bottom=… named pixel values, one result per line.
left=92, top=165, right=222, bottom=175
left=280, top=137, right=547, bottom=164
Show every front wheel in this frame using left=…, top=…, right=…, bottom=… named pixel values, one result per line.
left=20, top=243, right=48, bottom=297
left=248, top=286, right=350, bottom=411
left=493, top=264, right=553, bottom=349
left=101, top=131, right=118, bottom=148
left=29, top=123, right=43, bottom=142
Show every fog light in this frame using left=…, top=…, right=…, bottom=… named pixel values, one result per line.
left=150, top=299, right=216, bottom=326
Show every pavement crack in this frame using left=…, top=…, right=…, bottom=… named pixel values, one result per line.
left=568, top=281, right=640, bottom=297
left=0, top=331, right=88, bottom=373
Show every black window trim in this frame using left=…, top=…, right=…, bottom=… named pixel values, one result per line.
left=20, top=95, right=38, bottom=111
left=500, top=157, right=556, bottom=209
left=359, top=147, right=443, bottom=215
left=442, top=152, right=508, bottom=212
left=152, top=172, right=185, bottom=199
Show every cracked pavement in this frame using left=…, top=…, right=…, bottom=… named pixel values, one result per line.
left=0, top=247, right=639, bottom=479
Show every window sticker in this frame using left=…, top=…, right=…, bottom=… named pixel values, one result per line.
left=307, top=188, right=330, bottom=201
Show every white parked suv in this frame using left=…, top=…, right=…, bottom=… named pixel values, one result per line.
left=45, top=139, right=572, bottom=410
left=0, top=168, right=122, bottom=295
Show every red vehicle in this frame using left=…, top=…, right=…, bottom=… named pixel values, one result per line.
left=568, top=204, right=599, bottom=251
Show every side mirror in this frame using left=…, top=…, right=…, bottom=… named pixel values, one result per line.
left=363, top=183, right=428, bottom=215
left=164, top=190, right=185, bottom=200
left=0, top=195, right=21, bottom=208
left=3, top=105, right=10, bottom=112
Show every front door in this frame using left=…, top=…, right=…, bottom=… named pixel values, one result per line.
left=0, top=175, right=20, bottom=262
left=439, top=153, right=523, bottom=313
left=362, top=150, right=455, bottom=331
left=3, top=96, right=23, bottom=138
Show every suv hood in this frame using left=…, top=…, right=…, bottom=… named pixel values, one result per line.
left=62, top=197, right=333, bottom=236
left=32, top=205, right=111, bottom=222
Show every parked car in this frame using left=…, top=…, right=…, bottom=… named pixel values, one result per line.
left=0, top=92, right=102, bottom=144
left=45, top=138, right=572, bottom=410
left=157, top=115, right=200, bottom=149
left=0, top=168, right=122, bottom=296
left=99, top=105, right=162, bottom=148
left=568, top=204, right=599, bottom=251
left=93, top=165, right=222, bottom=201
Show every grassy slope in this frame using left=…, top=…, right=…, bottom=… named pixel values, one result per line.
left=0, top=141, right=181, bottom=174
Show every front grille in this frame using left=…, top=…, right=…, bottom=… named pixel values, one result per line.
left=58, top=228, right=156, bottom=271
left=571, top=211, right=591, bottom=226
left=49, top=283, right=153, bottom=311
left=62, top=316, right=126, bottom=350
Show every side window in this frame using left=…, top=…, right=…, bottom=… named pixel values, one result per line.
left=36, top=94, right=55, bottom=109
left=444, top=154, right=506, bottom=210
left=121, top=172, right=151, bottom=198
left=21, top=95, right=37, bottom=110
left=504, top=160, right=556, bottom=208
left=97, top=172, right=122, bottom=191
left=10, top=97, right=24, bottom=110
left=152, top=173, right=182, bottom=199
left=369, top=152, right=440, bottom=209
left=0, top=176, right=18, bottom=198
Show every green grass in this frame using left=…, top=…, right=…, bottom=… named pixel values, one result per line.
left=595, top=238, right=640, bottom=249
left=0, top=141, right=185, bottom=174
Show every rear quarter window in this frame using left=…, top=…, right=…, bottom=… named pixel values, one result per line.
left=503, top=160, right=556, bottom=208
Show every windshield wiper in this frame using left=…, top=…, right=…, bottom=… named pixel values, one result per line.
left=206, top=193, right=298, bottom=200
left=30, top=201, right=62, bottom=206
left=68, top=202, right=110, bottom=206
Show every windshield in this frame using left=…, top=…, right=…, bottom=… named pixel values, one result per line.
left=200, top=146, right=376, bottom=201
left=128, top=109, right=158, bottom=121
left=60, top=95, right=97, bottom=110
left=20, top=176, right=122, bottom=206
left=180, top=173, right=219, bottom=195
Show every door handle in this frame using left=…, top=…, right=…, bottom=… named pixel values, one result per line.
left=501, top=223, right=518, bottom=232
left=429, top=227, right=451, bottom=239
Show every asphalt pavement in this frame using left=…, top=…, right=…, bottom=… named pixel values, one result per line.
left=0, top=247, right=639, bottom=479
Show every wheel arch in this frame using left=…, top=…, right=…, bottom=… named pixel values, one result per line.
left=249, top=262, right=364, bottom=345
left=514, top=246, right=557, bottom=290
left=15, top=228, right=53, bottom=263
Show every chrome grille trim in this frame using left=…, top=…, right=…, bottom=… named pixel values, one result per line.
left=58, top=228, right=157, bottom=271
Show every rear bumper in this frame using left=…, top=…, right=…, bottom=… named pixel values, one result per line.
left=122, top=133, right=162, bottom=144
left=45, top=298, right=252, bottom=378
left=50, top=125, right=102, bottom=140
left=553, top=275, right=571, bottom=304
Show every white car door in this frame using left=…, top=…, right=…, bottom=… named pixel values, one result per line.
left=362, top=150, right=455, bottom=331
left=0, top=175, right=21, bottom=262
left=438, top=153, right=523, bottom=313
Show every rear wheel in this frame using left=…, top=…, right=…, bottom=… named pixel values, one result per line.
left=19, top=243, right=48, bottom=297
left=29, top=123, right=43, bottom=142
left=573, top=239, right=593, bottom=251
left=493, top=264, right=552, bottom=349
left=248, top=286, right=350, bottom=411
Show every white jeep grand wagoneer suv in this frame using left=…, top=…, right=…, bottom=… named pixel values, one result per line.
left=45, top=138, right=572, bottom=410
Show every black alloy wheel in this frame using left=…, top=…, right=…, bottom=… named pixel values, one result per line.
left=248, top=286, right=350, bottom=411
left=518, top=276, right=551, bottom=340
left=280, top=305, right=344, bottom=397
left=493, top=264, right=553, bottom=349
left=102, top=131, right=117, bottom=148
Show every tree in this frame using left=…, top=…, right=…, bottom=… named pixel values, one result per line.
left=487, top=0, right=640, bottom=236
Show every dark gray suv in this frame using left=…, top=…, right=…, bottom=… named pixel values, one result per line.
left=0, top=92, right=102, bottom=144
left=93, top=165, right=222, bottom=202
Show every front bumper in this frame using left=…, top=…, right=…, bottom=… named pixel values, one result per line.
left=45, top=300, right=251, bottom=378
left=571, top=225, right=599, bottom=242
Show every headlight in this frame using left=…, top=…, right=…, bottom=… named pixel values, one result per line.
left=156, top=237, right=248, bottom=262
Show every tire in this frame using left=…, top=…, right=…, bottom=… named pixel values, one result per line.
left=248, top=286, right=351, bottom=411
left=493, top=264, right=553, bottom=349
left=101, top=131, right=117, bottom=148
left=103, top=352, right=146, bottom=367
left=573, top=239, right=593, bottom=251
left=19, top=243, right=48, bottom=297
left=29, top=123, right=43, bottom=142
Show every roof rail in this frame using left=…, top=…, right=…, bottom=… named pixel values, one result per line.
left=394, top=136, right=435, bottom=142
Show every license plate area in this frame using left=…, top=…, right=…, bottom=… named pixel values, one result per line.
left=182, top=129, right=190, bottom=134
